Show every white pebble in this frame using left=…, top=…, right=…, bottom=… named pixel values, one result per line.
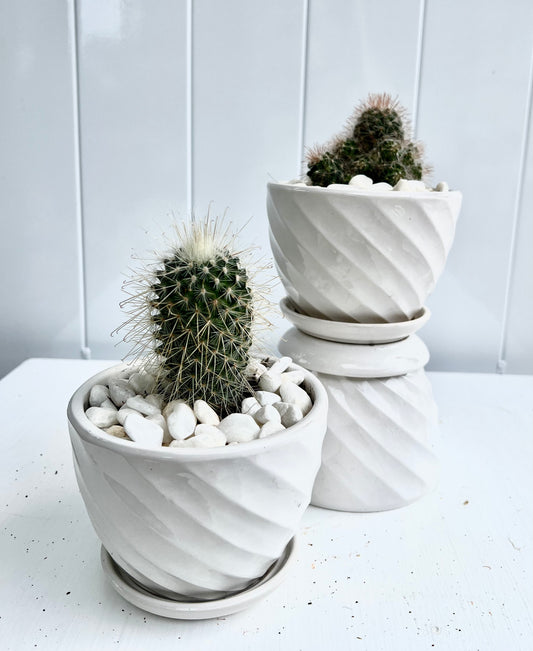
left=145, top=394, right=164, bottom=410
left=258, top=370, right=282, bottom=392
left=170, top=434, right=223, bottom=449
left=100, top=398, right=118, bottom=411
left=169, top=438, right=195, bottom=448
left=394, top=179, right=426, bottom=192
left=192, top=426, right=227, bottom=447
left=327, top=183, right=351, bottom=191
left=163, top=399, right=183, bottom=418
left=125, top=395, right=161, bottom=417
left=274, top=401, right=304, bottom=427
left=218, top=414, right=260, bottom=443
left=259, top=421, right=286, bottom=439
left=128, top=371, right=156, bottom=395
left=282, top=403, right=304, bottom=427
left=86, top=407, right=119, bottom=428
left=147, top=413, right=172, bottom=445
left=89, top=384, right=109, bottom=407
left=193, top=399, right=220, bottom=426
left=241, top=396, right=261, bottom=415
left=435, top=181, right=449, bottom=192
left=369, top=182, right=393, bottom=191
left=349, top=174, right=373, bottom=188
left=105, top=425, right=129, bottom=439
left=280, top=370, right=304, bottom=386
left=255, top=391, right=281, bottom=406
left=123, top=413, right=164, bottom=448
left=254, top=405, right=282, bottom=425
left=269, top=356, right=292, bottom=375
left=108, top=378, right=136, bottom=407
left=117, top=407, right=140, bottom=426
left=279, top=383, right=312, bottom=416
left=167, top=402, right=197, bottom=440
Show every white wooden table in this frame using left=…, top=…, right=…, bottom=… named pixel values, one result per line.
left=1, top=359, right=531, bottom=650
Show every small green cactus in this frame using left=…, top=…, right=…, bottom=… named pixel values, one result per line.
left=306, top=93, right=428, bottom=187
left=117, top=219, right=268, bottom=416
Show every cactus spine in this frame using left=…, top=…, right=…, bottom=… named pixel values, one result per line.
left=118, top=219, right=264, bottom=416
left=306, top=93, right=428, bottom=187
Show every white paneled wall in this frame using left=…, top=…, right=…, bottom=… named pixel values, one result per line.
left=1, top=0, right=532, bottom=378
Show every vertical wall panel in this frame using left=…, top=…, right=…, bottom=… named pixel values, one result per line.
left=192, top=0, right=305, bottom=353
left=304, top=0, right=422, bottom=158
left=0, top=1, right=81, bottom=378
left=417, top=0, right=533, bottom=372
left=505, top=100, right=533, bottom=374
left=77, top=0, right=188, bottom=360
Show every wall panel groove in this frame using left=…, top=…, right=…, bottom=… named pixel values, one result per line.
left=70, top=0, right=90, bottom=358
left=497, top=44, right=533, bottom=372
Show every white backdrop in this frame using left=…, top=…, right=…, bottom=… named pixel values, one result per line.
left=1, top=0, right=532, bottom=379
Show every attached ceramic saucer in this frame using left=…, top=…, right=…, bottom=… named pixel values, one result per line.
left=280, top=297, right=430, bottom=345
left=101, top=538, right=296, bottom=620
left=279, top=328, right=429, bottom=378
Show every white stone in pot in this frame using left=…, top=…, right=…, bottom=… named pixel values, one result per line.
left=123, top=413, right=164, bottom=448
left=167, top=403, right=197, bottom=440
left=125, top=395, right=161, bottom=417
left=279, top=382, right=312, bottom=416
left=193, top=400, right=220, bottom=426
left=218, top=413, right=261, bottom=443
left=86, top=406, right=119, bottom=429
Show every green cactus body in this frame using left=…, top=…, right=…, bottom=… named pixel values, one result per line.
left=352, top=107, right=404, bottom=152
left=306, top=93, right=428, bottom=187
left=118, top=220, right=264, bottom=417
left=150, top=250, right=253, bottom=415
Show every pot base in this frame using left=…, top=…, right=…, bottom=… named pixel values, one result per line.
left=100, top=538, right=297, bottom=619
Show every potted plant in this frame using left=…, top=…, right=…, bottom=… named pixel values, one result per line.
left=67, top=218, right=328, bottom=610
left=267, top=93, right=462, bottom=324
left=267, top=93, right=460, bottom=513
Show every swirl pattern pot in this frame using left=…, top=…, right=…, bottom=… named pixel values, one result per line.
left=279, top=328, right=438, bottom=512
left=267, top=182, right=462, bottom=323
left=67, top=363, right=328, bottom=601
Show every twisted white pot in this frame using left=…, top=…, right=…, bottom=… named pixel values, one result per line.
left=279, top=329, right=438, bottom=512
left=267, top=182, right=462, bottom=323
left=67, top=363, right=328, bottom=601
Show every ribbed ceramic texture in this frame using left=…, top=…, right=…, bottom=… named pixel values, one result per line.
left=267, top=183, right=462, bottom=323
left=68, top=366, right=327, bottom=601
left=311, top=368, right=438, bottom=512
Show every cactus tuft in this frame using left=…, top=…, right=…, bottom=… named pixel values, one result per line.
left=116, top=218, right=272, bottom=416
left=306, top=93, right=429, bottom=187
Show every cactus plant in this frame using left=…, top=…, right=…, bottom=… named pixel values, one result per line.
left=117, top=219, right=270, bottom=416
left=306, top=93, right=428, bottom=187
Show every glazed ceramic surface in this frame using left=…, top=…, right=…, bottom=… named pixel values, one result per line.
left=267, top=182, right=462, bottom=323
left=67, top=363, right=327, bottom=601
left=279, top=327, right=429, bottom=378
left=100, top=538, right=296, bottom=619
left=279, top=331, right=438, bottom=512
left=280, top=297, right=430, bottom=344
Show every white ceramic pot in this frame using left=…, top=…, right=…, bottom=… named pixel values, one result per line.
left=67, top=363, right=328, bottom=601
left=267, top=182, right=462, bottom=323
left=279, top=328, right=438, bottom=512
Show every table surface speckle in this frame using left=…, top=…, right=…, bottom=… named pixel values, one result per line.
left=1, top=358, right=532, bottom=650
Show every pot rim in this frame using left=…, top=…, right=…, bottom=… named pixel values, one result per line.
left=267, top=180, right=462, bottom=200
left=67, top=361, right=327, bottom=461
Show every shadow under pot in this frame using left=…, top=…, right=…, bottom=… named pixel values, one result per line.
left=67, top=362, right=328, bottom=602
left=279, top=328, right=439, bottom=512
